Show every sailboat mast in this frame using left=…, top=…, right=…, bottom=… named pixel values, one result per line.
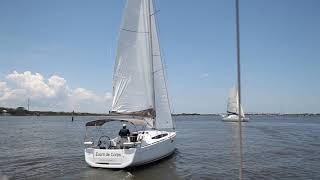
left=27, top=98, right=30, bottom=111
left=147, top=0, right=156, bottom=121
left=235, top=0, right=244, bottom=179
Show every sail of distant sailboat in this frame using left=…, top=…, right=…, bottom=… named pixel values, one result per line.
left=223, top=86, right=248, bottom=121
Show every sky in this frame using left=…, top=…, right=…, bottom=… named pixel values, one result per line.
left=0, top=0, right=319, bottom=113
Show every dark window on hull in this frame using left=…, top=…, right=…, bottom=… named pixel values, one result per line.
left=152, top=133, right=168, bottom=139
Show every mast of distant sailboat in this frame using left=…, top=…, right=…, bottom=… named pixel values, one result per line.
left=27, top=98, right=30, bottom=111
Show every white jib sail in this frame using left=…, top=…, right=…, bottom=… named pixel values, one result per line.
left=150, top=0, right=173, bottom=129
left=112, top=0, right=154, bottom=114
left=240, top=104, right=245, bottom=118
left=227, top=86, right=245, bottom=117
left=227, top=86, right=238, bottom=114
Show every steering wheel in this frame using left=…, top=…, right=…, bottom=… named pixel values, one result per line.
left=97, top=135, right=111, bottom=149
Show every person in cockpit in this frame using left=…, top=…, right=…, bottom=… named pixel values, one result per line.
left=119, top=124, right=130, bottom=137
left=118, top=124, right=131, bottom=149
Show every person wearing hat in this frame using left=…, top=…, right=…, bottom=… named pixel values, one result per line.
left=119, top=124, right=130, bottom=148
left=119, top=124, right=130, bottom=138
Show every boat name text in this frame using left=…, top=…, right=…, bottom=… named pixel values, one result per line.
left=95, top=152, right=122, bottom=157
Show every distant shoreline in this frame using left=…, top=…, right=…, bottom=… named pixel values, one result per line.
left=0, top=107, right=106, bottom=116
left=1, top=107, right=319, bottom=116
left=173, top=113, right=320, bottom=116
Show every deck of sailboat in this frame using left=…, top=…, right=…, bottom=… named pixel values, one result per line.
left=84, top=130, right=176, bottom=168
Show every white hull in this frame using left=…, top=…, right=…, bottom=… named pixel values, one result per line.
left=85, top=130, right=176, bottom=168
left=222, top=114, right=248, bottom=122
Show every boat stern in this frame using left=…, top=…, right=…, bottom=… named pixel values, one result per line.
left=85, top=148, right=136, bottom=168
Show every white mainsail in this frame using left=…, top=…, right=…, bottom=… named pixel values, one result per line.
left=227, top=86, right=245, bottom=117
left=150, top=0, right=173, bottom=129
left=112, top=0, right=173, bottom=129
left=112, top=0, right=154, bottom=114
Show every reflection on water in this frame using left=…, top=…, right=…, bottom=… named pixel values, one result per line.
left=0, top=115, right=320, bottom=179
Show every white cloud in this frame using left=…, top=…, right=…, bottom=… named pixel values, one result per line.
left=104, top=92, right=113, bottom=101
left=6, top=71, right=55, bottom=97
left=0, top=71, right=112, bottom=113
left=0, top=82, right=9, bottom=95
left=73, top=88, right=99, bottom=101
left=201, top=73, right=209, bottom=78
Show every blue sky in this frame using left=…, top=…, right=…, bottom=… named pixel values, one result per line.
left=0, top=0, right=319, bottom=113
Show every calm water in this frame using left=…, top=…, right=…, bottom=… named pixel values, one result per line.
left=0, top=115, right=320, bottom=179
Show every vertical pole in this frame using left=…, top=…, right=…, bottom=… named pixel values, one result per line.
left=148, top=0, right=156, bottom=125
left=235, top=0, right=244, bottom=179
left=27, top=98, right=30, bottom=111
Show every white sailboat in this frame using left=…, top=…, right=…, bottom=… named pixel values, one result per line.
left=84, top=0, right=176, bottom=168
left=222, top=86, right=248, bottom=122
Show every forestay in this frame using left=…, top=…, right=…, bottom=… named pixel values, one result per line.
left=112, top=0, right=154, bottom=115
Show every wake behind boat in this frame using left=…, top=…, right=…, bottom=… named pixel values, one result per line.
left=222, top=86, right=248, bottom=122
left=84, top=0, right=176, bottom=168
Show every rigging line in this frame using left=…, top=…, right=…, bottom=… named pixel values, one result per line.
left=235, top=0, right=244, bottom=180
left=148, top=0, right=156, bottom=121
left=150, top=10, right=160, bottom=16
left=120, top=28, right=148, bottom=33
left=153, top=68, right=163, bottom=74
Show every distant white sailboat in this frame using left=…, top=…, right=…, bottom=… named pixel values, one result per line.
left=222, top=86, right=248, bottom=122
left=84, top=0, right=176, bottom=168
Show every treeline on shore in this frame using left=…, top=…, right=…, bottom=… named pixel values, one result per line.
left=1, top=106, right=319, bottom=116
left=0, top=107, right=106, bottom=116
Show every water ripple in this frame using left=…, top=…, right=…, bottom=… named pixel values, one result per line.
left=1, top=115, right=320, bottom=179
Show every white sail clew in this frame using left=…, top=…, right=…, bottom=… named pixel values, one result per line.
left=112, top=0, right=154, bottom=114
left=150, top=0, right=173, bottom=129
left=227, top=86, right=245, bottom=118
